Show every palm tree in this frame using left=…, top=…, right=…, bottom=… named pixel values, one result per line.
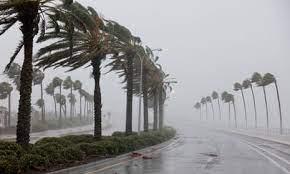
left=228, top=93, right=237, bottom=128
left=53, top=77, right=63, bottom=125
left=63, top=76, right=74, bottom=119
left=234, top=82, right=247, bottom=128
left=5, top=63, right=21, bottom=91
left=263, top=73, right=283, bottom=134
left=35, top=3, right=119, bottom=138
left=0, top=0, right=73, bottom=146
left=67, top=93, right=76, bottom=120
left=243, top=79, right=257, bottom=128
left=194, top=102, right=202, bottom=120
left=45, top=82, right=57, bottom=118
left=206, top=96, right=215, bottom=120
left=35, top=99, right=44, bottom=117
left=201, top=97, right=207, bottom=120
left=55, top=94, right=67, bottom=119
left=222, top=91, right=231, bottom=126
left=212, top=91, right=221, bottom=120
left=73, top=80, right=82, bottom=120
left=252, top=72, right=269, bottom=130
left=33, top=69, right=45, bottom=122
left=0, top=82, right=13, bottom=127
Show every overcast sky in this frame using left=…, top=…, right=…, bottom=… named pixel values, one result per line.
left=1, top=0, right=290, bottom=130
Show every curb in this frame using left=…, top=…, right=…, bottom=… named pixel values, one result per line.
left=48, top=135, right=180, bottom=174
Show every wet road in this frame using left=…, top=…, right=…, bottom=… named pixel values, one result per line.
left=58, top=123, right=290, bottom=174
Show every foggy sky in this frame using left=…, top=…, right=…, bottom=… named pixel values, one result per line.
left=1, top=0, right=290, bottom=130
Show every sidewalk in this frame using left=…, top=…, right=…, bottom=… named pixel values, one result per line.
left=222, top=127, right=290, bottom=145
left=0, top=123, right=112, bottom=143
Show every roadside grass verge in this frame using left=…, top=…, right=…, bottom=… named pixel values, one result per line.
left=0, top=127, right=176, bottom=174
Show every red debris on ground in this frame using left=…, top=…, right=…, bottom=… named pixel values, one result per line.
left=130, top=152, right=143, bottom=157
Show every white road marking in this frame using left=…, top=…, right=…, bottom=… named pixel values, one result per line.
left=245, top=141, right=290, bottom=174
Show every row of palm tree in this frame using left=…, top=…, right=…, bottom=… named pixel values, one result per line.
left=194, top=72, right=282, bottom=134
left=1, top=0, right=173, bottom=146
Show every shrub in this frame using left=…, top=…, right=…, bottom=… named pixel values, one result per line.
left=35, top=137, right=73, bottom=147
left=19, top=154, right=49, bottom=171
left=31, top=142, right=65, bottom=165
left=77, top=143, right=99, bottom=156
left=0, top=141, right=24, bottom=157
left=62, top=134, right=95, bottom=144
left=61, top=146, right=85, bottom=162
left=0, top=156, right=20, bottom=174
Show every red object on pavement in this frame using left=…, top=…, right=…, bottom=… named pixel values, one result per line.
left=130, top=152, right=143, bottom=157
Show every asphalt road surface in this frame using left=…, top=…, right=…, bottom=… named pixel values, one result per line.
left=52, top=122, right=290, bottom=174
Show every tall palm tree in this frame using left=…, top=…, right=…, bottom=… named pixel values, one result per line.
left=201, top=97, right=207, bottom=120
left=252, top=72, right=269, bottom=130
left=67, top=93, right=76, bottom=120
left=153, top=89, right=158, bottom=130
left=0, top=82, right=13, bottom=127
left=234, top=82, right=247, bottom=128
left=35, top=3, right=122, bottom=138
left=55, top=94, right=66, bottom=119
left=206, top=96, right=214, bottom=120
left=228, top=93, right=237, bottom=128
left=63, top=76, right=74, bottom=118
left=45, top=82, right=57, bottom=118
left=194, top=102, right=202, bottom=120
left=263, top=73, right=283, bottom=134
left=243, top=79, right=257, bottom=128
left=73, top=80, right=82, bottom=120
left=33, top=69, right=45, bottom=122
left=212, top=91, right=221, bottom=120
left=53, top=77, right=63, bottom=125
left=0, top=0, right=73, bottom=146
left=5, top=63, right=21, bottom=91
left=222, top=91, right=231, bottom=126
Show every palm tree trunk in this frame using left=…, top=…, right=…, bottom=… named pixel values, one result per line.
left=153, top=90, right=158, bottom=130
left=79, top=92, right=82, bottom=120
left=70, top=87, right=73, bottom=120
left=250, top=85, right=258, bottom=128
left=40, top=82, right=45, bottom=122
left=143, top=70, right=149, bottom=132
left=8, top=93, right=11, bottom=128
left=126, top=55, right=133, bottom=134
left=200, top=107, right=202, bottom=120
left=205, top=103, right=208, bottom=120
left=228, top=103, right=231, bottom=127
left=210, top=102, right=215, bottom=120
left=53, top=93, right=57, bottom=118
left=16, top=6, right=38, bottom=145
left=83, top=99, right=86, bottom=119
left=92, top=58, right=102, bottom=139
left=233, top=102, right=237, bottom=128
left=274, top=82, right=283, bottom=134
left=262, top=86, right=269, bottom=130
left=241, top=89, right=247, bottom=128
left=59, top=85, right=62, bottom=127
left=217, top=98, right=221, bottom=120
left=158, top=87, right=164, bottom=129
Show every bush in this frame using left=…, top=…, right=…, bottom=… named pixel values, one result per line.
left=0, top=127, right=176, bottom=173
left=61, top=146, right=85, bottom=162
left=19, top=154, right=49, bottom=171
left=31, top=142, right=65, bottom=165
left=35, top=137, right=73, bottom=147
left=62, top=134, right=95, bottom=144
left=0, top=156, right=20, bottom=174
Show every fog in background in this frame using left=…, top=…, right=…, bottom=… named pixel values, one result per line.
left=0, top=0, right=290, bottom=130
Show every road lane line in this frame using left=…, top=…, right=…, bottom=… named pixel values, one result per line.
left=245, top=141, right=290, bottom=174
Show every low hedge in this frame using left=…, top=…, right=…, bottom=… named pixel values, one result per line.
left=0, top=127, right=176, bottom=174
